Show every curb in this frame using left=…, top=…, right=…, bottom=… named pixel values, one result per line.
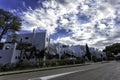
left=0, top=63, right=90, bottom=76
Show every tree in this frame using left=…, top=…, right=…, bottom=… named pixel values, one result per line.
left=61, top=52, right=72, bottom=59
left=103, top=43, right=120, bottom=60
left=35, top=49, right=45, bottom=60
left=103, top=43, right=120, bottom=55
left=85, top=43, right=91, bottom=61
left=0, top=9, right=21, bottom=41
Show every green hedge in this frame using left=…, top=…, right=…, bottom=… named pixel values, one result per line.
left=0, top=59, right=85, bottom=72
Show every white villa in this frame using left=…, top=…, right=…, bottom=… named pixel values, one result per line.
left=0, top=30, right=106, bottom=65
left=48, top=43, right=106, bottom=60
left=70, top=45, right=86, bottom=57
left=67, top=45, right=106, bottom=59
left=0, top=30, right=47, bottom=65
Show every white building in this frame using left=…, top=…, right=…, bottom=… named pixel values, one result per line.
left=0, top=31, right=47, bottom=65
left=70, top=45, right=85, bottom=57
left=6, top=31, right=47, bottom=51
left=70, top=45, right=105, bottom=59
left=48, top=43, right=105, bottom=59
left=48, top=43, right=74, bottom=60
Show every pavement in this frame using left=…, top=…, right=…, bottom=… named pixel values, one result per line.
left=0, top=61, right=111, bottom=80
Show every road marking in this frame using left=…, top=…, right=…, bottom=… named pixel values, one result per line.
left=28, top=68, right=93, bottom=80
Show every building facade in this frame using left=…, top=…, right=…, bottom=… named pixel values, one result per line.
left=0, top=31, right=47, bottom=65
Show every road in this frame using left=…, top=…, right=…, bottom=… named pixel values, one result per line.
left=0, top=61, right=119, bottom=80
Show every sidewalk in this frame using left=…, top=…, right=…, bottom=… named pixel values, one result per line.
left=0, top=61, right=109, bottom=76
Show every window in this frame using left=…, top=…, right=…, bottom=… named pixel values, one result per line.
left=23, top=56, right=25, bottom=59
left=0, top=43, right=4, bottom=49
left=15, top=56, right=18, bottom=59
left=25, top=37, right=29, bottom=39
left=0, top=56, right=2, bottom=59
left=18, top=56, right=20, bottom=59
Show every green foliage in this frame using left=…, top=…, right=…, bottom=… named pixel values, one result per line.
left=61, top=53, right=72, bottom=59
left=43, top=61, right=50, bottom=67
left=45, top=53, right=59, bottom=60
left=115, top=56, right=120, bottom=60
left=92, top=56, right=103, bottom=62
left=57, top=60, right=67, bottom=65
left=76, top=57, right=85, bottom=63
left=92, top=56, right=97, bottom=62
left=41, top=60, right=57, bottom=67
left=75, top=59, right=85, bottom=64
left=0, top=58, right=86, bottom=72
left=103, top=43, right=120, bottom=60
left=16, top=42, right=45, bottom=61
left=0, top=63, right=16, bottom=72
left=103, top=43, right=120, bottom=54
left=0, top=9, right=21, bottom=41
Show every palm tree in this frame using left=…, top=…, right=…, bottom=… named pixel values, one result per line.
left=0, top=9, right=21, bottom=41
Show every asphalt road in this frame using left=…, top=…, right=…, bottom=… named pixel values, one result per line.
left=0, top=61, right=119, bottom=80
left=51, top=61, right=120, bottom=80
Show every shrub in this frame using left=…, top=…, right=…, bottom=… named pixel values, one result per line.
left=51, top=61, right=57, bottom=66
left=0, top=63, right=16, bottom=72
left=58, top=60, right=67, bottom=65
left=97, top=58, right=102, bottom=62
left=92, top=56, right=98, bottom=62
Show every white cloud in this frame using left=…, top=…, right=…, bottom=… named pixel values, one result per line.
left=17, top=0, right=120, bottom=49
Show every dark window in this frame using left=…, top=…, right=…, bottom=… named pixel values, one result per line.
left=0, top=43, right=4, bottom=49
left=15, top=56, right=17, bottom=59
left=25, top=37, right=29, bottom=39
left=23, top=56, right=25, bottom=59
left=0, top=56, right=2, bottom=59
left=18, top=56, right=20, bottom=59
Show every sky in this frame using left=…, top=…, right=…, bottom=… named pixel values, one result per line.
left=0, top=0, right=120, bottom=50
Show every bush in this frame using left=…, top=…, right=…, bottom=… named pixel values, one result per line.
left=115, top=56, right=120, bottom=60
left=0, top=58, right=87, bottom=72
left=97, top=58, right=102, bottom=62
left=38, top=61, right=44, bottom=67
left=45, top=61, right=52, bottom=67
left=92, top=56, right=103, bottom=62
left=75, top=59, right=85, bottom=64
left=43, top=60, right=58, bottom=67
left=57, top=59, right=85, bottom=66
left=58, top=60, right=67, bottom=65
left=51, top=61, right=57, bottom=66
left=76, top=57, right=85, bottom=63
left=92, top=56, right=98, bottom=62
left=0, top=63, right=16, bottom=72
left=107, top=56, right=115, bottom=61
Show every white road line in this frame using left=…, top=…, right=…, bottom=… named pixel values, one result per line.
left=28, top=68, right=93, bottom=80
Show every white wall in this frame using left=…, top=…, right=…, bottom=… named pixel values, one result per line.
left=0, top=31, right=47, bottom=65
left=6, top=31, right=46, bottom=51
left=70, top=45, right=85, bottom=57
left=0, top=50, right=13, bottom=65
left=33, top=32, right=46, bottom=51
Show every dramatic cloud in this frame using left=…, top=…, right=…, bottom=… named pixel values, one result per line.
left=16, top=0, right=120, bottom=49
